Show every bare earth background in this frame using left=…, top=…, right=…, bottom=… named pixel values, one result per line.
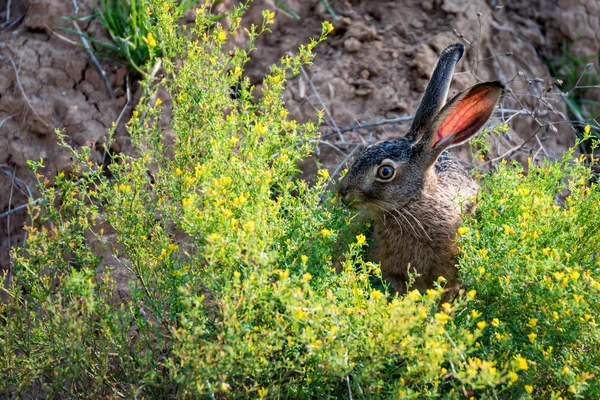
left=1, top=0, right=599, bottom=272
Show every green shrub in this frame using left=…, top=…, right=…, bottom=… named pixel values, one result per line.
left=67, top=0, right=199, bottom=74
left=1, top=1, right=599, bottom=398
left=458, top=146, right=600, bottom=399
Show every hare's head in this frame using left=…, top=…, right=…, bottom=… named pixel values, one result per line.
left=338, top=43, right=504, bottom=211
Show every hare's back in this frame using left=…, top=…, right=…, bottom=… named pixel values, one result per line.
left=435, top=152, right=479, bottom=211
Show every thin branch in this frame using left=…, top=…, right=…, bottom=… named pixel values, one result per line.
left=327, top=144, right=360, bottom=186
left=565, top=63, right=594, bottom=97
left=0, top=198, right=43, bottom=219
left=7, top=56, right=50, bottom=128
left=570, top=85, right=600, bottom=90
left=5, top=165, right=16, bottom=289
left=0, top=114, right=13, bottom=128
left=103, top=74, right=131, bottom=166
left=534, top=134, right=549, bottom=159
left=322, top=116, right=414, bottom=140
left=299, top=65, right=344, bottom=142
left=139, top=59, right=164, bottom=123
left=0, top=168, right=32, bottom=200
left=322, top=109, right=521, bottom=141
left=345, top=354, right=353, bottom=400
left=71, top=20, right=114, bottom=98
left=5, top=0, right=10, bottom=24
left=478, top=125, right=543, bottom=170
left=50, top=28, right=79, bottom=46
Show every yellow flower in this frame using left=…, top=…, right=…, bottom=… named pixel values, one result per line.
left=217, top=31, right=227, bottom=42
left=477, top=321, right=487, bottom=330
left=527, top=318, right=538, bottom=327
left=323, top=21, right=334, bottom=33
left=491, top=318, right=500, bottom=327
left=154, top=97, right=163, bottom=107
left=143, top=32, right=157, bottom=48
left=584, top=125, right=591, bottom=134
left=167, top=243, right=178, bottom=252
left=508, top=371, right=519, bottom=383
left=302, top=273, right=313, bottom=282
left=458, top=226, right=469, bottom=235
left=514, top=355, right=528, bottom=371
left=320, top=228, right=333, bottom=238
left=356, top=234, right=366, bottom=245
left=467, top=289, right=477, bottom=299
left=524, top=385, right=533, bottom=394
left=293, top=309, right=306, bottom=319
left=300, top=255, right=308, bottom=265
left=570, top=271, right=580, bottom=281
left=528, top=332, right=537, bottom=343
left=434, top=312, right=450, bottom=325
left=243, top=221, right=256, bottom=232
left=503, top=224, right=515, bottom=235
left=470, top=309, right=482, bottom=318
left=317, top=169, right=330, bottom=180
left=371, top=289, right=383, bottom=300
left=569, top=385, right=577, bottom=394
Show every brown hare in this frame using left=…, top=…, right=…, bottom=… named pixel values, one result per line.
left=338, top=43, right=504, bottom=295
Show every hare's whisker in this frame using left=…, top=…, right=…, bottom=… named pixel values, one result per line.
left=398, top=207, right=433, bottom=242
left=376, top=200, right=420, bottom=238
left=372, top=202, right=406, bottom=235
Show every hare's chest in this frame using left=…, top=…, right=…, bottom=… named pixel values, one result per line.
left=373, top=206, right=460, bottom=281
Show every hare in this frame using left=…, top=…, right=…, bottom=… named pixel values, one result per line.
left=338, top=43, right=504, bottom=295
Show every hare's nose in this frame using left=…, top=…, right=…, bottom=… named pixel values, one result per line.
left=337, top=181, right=355, bottom=206
left=340, top=191, right=352, bottom=206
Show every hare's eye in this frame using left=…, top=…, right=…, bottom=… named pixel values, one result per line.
left=376, top=165, right=395, bottom=180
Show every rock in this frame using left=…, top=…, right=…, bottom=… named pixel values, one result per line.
left=344, top=37, right=362, bottom=53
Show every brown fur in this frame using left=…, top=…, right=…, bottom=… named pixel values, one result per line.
left=337, top=43, right=503, bottom=295
left=373, top=155, right=478, bottom=294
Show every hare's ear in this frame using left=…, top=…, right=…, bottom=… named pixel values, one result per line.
left=406, top=43, right=465, bottom=143
left=422, top=81, right=504, bottom=152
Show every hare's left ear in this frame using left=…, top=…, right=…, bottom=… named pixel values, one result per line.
left=406, top=43, right=465, bottom=143
left=419, top=81, right=504, bottom=154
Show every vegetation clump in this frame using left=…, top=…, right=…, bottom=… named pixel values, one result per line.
left=1, top=1, right=598, bottom=398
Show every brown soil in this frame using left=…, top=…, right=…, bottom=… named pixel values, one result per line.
left=1, top=0, right=599, bottom=273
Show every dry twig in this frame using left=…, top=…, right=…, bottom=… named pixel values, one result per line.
left=7, top=56, right=50, bottom=128
left=299, top=65, right=344, bottom=142
left=71, top=20, right=114, bottom=98
left=103, top=74, right=132, bottom=166
left=5, top=165, right=16, bottom=289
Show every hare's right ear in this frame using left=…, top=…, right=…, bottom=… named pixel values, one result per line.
left=406, top=43, right=465, bottom=143
left=414, top=81, right=504, bottom=165
left=426, top=81, right=504, bottom=150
